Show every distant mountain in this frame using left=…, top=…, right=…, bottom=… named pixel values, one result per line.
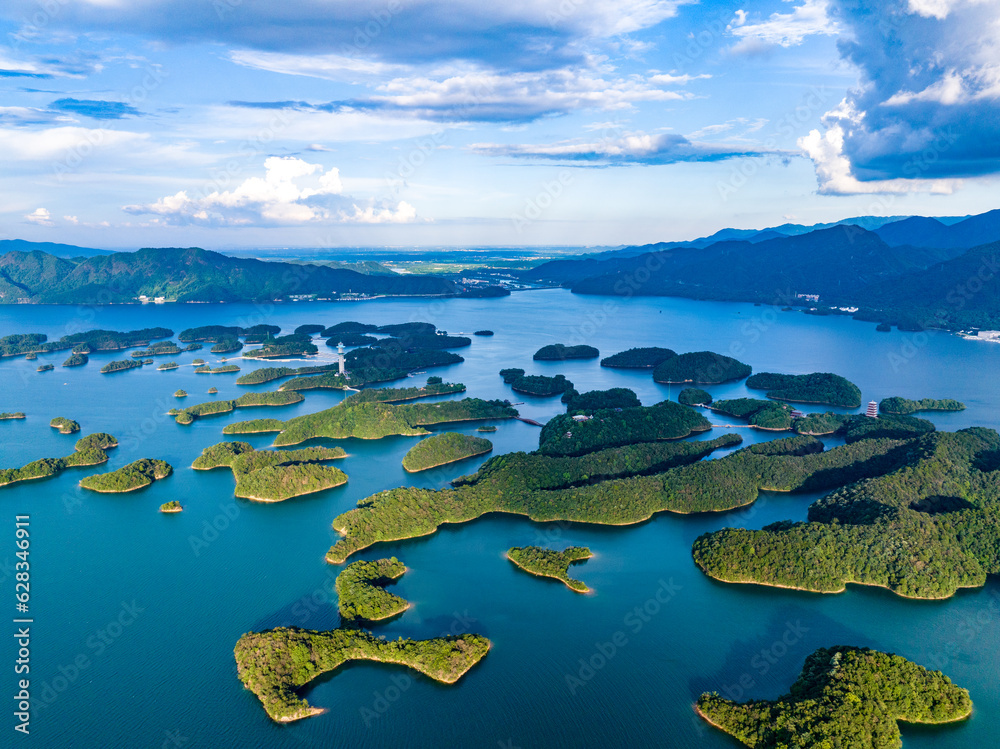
left=0, top=247, right=457, bottom=304
left=0, top=239, right=113, bottom=258
left=875, top=209, right=1000, bottom=249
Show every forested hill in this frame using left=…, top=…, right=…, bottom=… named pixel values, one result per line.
left=0, top=247, right=458, bottom=304
left=525, top=226, right=962, bottom=305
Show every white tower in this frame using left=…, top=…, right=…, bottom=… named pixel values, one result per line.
left=337, top=342, right=346, bottom=375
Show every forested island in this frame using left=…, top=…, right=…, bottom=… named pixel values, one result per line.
left=697, top=646, right=972, bottom=748
left=339, top=379, right=465, bottom=405
left=226, top=398, right=517, bottom=446
left=50, top=417, right=80, bottom=434
left=600, top=347, right=675, bottom=368
left=746, top=372, right=862, bottom=408
left=0, top=412, right=25, bottom=420
left=62, top=352, right=88, bottom=367
left=692, top=427, right=1000, bottom=599
left=157, top=362, right=179, bottom=371
left=173, top=390, right=187, bottom=398
left=653, top=351, right=751, bottom=384
left=562, top=388, right=641, bottom=412
left=474, top=330, right=493, bottom=336
left=335, top=558, right=408, bottom=622
left=159, top=500, right=182, bottom=513
left=0, top=327, right=172, bottom=358
left=237, top=363, right=340, bottom=385
left=234, top=627, right=490, bottom=722
left=243, top=334, right=319, bottom=359
left=130, top=341, right=182, bottom=358
left=100, top=359, right=142, bottom=374
left=328, top=332, right=377, bottom=347
left=175, top=390, right=304, bottom=425
left=193, top=442, right=347, bottom=501
left=500, top=369, right=574, bottom=396
left=195, top=364, right=240, bottom=374
left=402, top=432, right=493, bottom=472
left=879, top=396, right=966, bottom=415
left=507, top=546, right=593, bottom=592
left=678, top=388, right=711, bottom=406
left=371, top=333, right=470, bottom=351
left=0, top=433, right=117, bottom=487
left=533, top=343, right=600, bottom=360
left=709, top=398, right=793, bottom=430
left=80, top=459, right=173, bottom=492
left=36, top=363, right=54, bottom=372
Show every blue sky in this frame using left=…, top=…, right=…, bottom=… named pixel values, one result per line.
left=1, top=0, right=998, bottom=249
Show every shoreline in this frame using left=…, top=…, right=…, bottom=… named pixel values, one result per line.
left=403, top=445, right=493, bottom=473
left=506, top=551, right=592, bottom=593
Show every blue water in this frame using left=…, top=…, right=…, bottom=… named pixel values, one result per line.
left=1, top=290, right=998, bottom=748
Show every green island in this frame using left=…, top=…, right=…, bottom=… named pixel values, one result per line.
left=402, top=432, right=493, bottom=472
left=474, top=329, right=493, bottom=336
left=25, top=353, right=37, bottom=360
left=691, top=426, right=1000, bottom=599
left=173, top=390, right=187, bottom=398
left=327, top=332, right=377, bottom=347
left=277, top=367, right=411, bottom=392
left=294, top=324, right=326, bottom=336
left=678, top=387, right=712, bottom=406
left=243, top=334, right=319, bottom=359
left=746, top=372, right=862, bottom=408
left=207, top=387, right=218, bottom=394
left=375, top=322, right=435, bottom=336
left=175, top=390, right=304, bottom=424
left=0, top=433, right=118, bottom=488
left=533, top=343, right=600, bottom=361
left=600, top=347, right=676, bottom=368
left=335, top=557, right=408, bottom=622
left=346, top=345, right=463, bottom=372
left=142, top=358, right=154, bottom=365
left=339, top=380, right=466, bottom=405
left=80, top=459, right=173, bottom=493
left=0, top=327, right=172, bottom=358
left=478, top=425, right=497, bottom=432
left=36, top=364, right=54, bottom=372
left=192, top=358, right=205, bottom=365
left=653, top=351, right=752, bottom=384
left=538, top=401, right=710, bottom=456
left=192, top=442, right=347, bottom=501
left=50, top=417, right=80, bottom=434
left=371, top=333, right=470, bottom=351
left=325, top=430, right=935, bottom=563
left=324, top=321, right=379, bottom=335
left=100, top=359, right=142, bottom=374
left=710, top=398, right=793, bottom=431
left=62, top=352, right=88, bottom=367
left=327, top=433, right=749, bottom=562
left=184, top=343, right=203, bottom=352
left=562, top=388, right=641, bottom=412
left=157, top=362, right=179, bottom=371
left=507, top=546, right=593, bottom=592
left=499, top=369, right=573, bottom=397
left=159, top=500, right=182, bottom=513
left=178, top=324, right=276, bottom=342
left=195, top=364, right=240, bottom=374
left=879, top=396, right=966, bottom=415
left=876, top=321, right=892, bottom=332
left=210, top=338, right=243, bottom=354
left=0, top=412, right=26, bottom=420
left=130, top=341, right=182, bottom=358
left=234, top=627, right=490, bottom=722
left=697, top=646, right=972, bottom=749
left=226, top=398, right=517, bottom=446
left=237, top=364, right=341, bottom=385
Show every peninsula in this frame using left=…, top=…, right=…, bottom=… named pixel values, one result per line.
left=402, top=432, right=493, bottom=472
left=0, top=433, right=118, bottom=487
left=80, top=459, right=173, bottom=492
left=192, top=442, right=347, bottom=501
left=335, top=558, right=408, bottom=622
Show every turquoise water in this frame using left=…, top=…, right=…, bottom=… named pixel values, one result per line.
left=1, top=290, right=999, bottom=748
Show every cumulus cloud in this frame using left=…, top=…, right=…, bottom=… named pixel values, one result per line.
left=800, top=0, right=1000, bottom=192
left=24, top=208, right=54, bottom=226
left=728, top=0, right=839, bottom=51
left=471, top=132, right=787, bottom=166
left=122, top=156, right=416, bottom=226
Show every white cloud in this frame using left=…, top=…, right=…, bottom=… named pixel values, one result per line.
left=229, top=50, right=402, bottom=82
left=907, top=0, right=959, bottom=19
left=729, top=0, right=838, bottom=49
left=883, top=70, right=967, bottom=106
left=0, top=126, right=147, bottom=161
left=24, top=207, right=54, bottom=226
left=122, top=156, right=416, bottom=226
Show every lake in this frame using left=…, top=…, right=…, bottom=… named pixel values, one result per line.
left=1, top=289, right=999, bottom=748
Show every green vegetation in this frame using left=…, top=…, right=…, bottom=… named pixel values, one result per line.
left=327, top=434, right=743, bottom=562
left=294, top=324, right=326, bottom=336
left=876, top=321, right=892, bottom=332
left=36, top=364, right=53, bottom=372
left=195, top=364, right=240, bottom=374
left=0, top=328, right=172, bottom=357
left=25, top=353, right=36, bottom=360
left=49, top=417, right=80, bottom=434
left=159, top=500, right=182, bottom=513
left=710, top=398, right=793, bottom=431
left=193, top=441, right=347, bottom=501
left=0, top=433, right=117, bottom=488
left=507, top=546, right=592, bottom=592
left=335, top=558, right=408, bottom=622
left=533, top=343, right=600, bottom=360
left=697, top=646, right=972, bottom=749
left=207, top=387, right=218, bottom=394
left=278, top=372, right=356, bottom=392
left=499, top=369, right=574, bottom=396
left=792, top=411, right=848, bottom=435
left=157, top=362, right=179, bottom=370
left=100, top=359, right=141, bottom=374
left=175, top=390, right=304, bottom=425
left=174, top=390, right=187, bottom=398
left=230, top=398, right=517, bottom=446
left=223, top=418, right=285, bottom=434
left=538, top=401, right=711, bottom=456
left=746, top=372, right=862, bottom=408
left=402, top=432, right=493, bottom=472
left=474, top=330, right=493, bottom=336
left=0, top=412, right=25, bottom=420
left=653, top=351, right=752, bottom=384
left=478, top=425, right=497, bottom=432
left=211, top=338, right=243, bottom=354
left=371, top=334, right=470, bottom=351
left=184, top=343, right=203, bottom=351
left=243, top=334, right=319, bottom=359
left=328, top=333, right=377, bottom=347
left=80, top=459, right=172, bottom=493
left=562, top=388, right=640, bottom=412
left=678, top=388, right=711, bottom=406
left=376, top=322, right=435, bottom=336
left=130, top=341, right=182, bottom=358
left=236, top=363, right=340, bottom=385
left=879, top=397, right=966, bottom=415
left=600, top=347, right=676, bottom=368
left=843, top=413, right=935, bottom=443
left=192, top=358, right=205, bottom=365
left=234, top=627, right=490, bottom=722
left=62, top=352, right=88, bottom=367
left=691, top=427, right=1000, bottom=599
left=142, top=358, right=153, bottom=365
left=346, top=345, right=463, bottom=372
left=324, top=321, right=379, bottom=336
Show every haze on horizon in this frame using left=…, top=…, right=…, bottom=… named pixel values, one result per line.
left=1, top=0, right=999, bottom=249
